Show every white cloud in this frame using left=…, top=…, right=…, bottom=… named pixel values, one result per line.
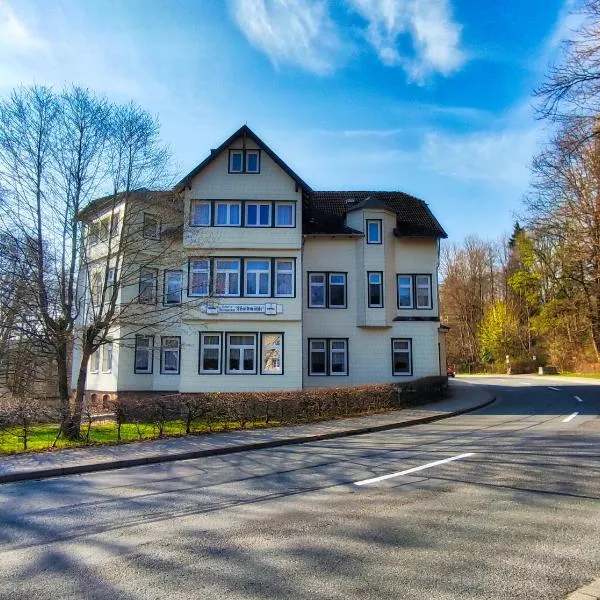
left=345, top=0, right=466, bottom=82
left=227, top=0, right=343, bottom=75
left=0, top=0, right=45, bottom=54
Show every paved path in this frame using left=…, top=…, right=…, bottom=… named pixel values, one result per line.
left=0, top=381, right=492, bottom=483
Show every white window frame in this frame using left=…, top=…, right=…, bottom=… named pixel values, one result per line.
left=328, top=273, right=347, bottom=309
left=143, top=213, right=160, bottom=240
left=90, top=349, right=100, bottom=373
left=415, top=275, right=433, bottom=309
left=189, top=259, right=210, bottom=297
left=308, top=339, right=327, bottom=376
left=229, top=150, right=243, bottom=173
left=134, top=335, right=153, bottom=374
left=275, top=203, right=295, bottom=227
left=89, top=221, right=99, bottom=246
left=245, top=150, right=260, bottom=173
left=245, top=259, right=271, bottom=297
left=199, top=332, right=222, bottom=374
left=160, top=336, right=180, bottom=374
left=110, top=213, right=120, bottom=237
left=329, top=339, right=348, bottom=376
left=164, top=270, right=183, bottom=305
left=397, top=275, right=414, bottom=309
left=274, top=259, right=294, bottom=297
left=190, top=200, right=211, bottom=226
left=368, top=272, right=383, bottom=308
left=92, top=272, right=103, bottom=307
left=226, top=333, right=257, bottom=374
left=308, top=273, right=326, bottom=308
left=392, top=338, right=412, bottom=376
left=215, top=201, right=241, bottom=226
left=366, top=219, right=382, bottom=244
left=107, top=268, right=116, bottom=288
left=99, top=218, right=110, bottom=242
left=215, top=259, right=241, bottom=297
left=101, top=343, right=113, bottom=373
left=261, top=333, right=283, bottom=375
left=245, top=202, right=272, bottom=227
left=139, top=268, right=157, bottom=304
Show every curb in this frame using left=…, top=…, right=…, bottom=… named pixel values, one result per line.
left=0, top=395, right=495, bottom=485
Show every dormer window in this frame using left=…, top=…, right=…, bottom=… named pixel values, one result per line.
left=366, top=219, right=382, bottom=244
left=228, top=149, right=261, bottom=174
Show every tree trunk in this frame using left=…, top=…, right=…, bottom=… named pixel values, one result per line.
left=56, top=337, right=72, bottom=425
left=64, top=353, right=90, bottom=440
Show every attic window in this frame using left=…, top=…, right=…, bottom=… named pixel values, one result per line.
left=228, top=149, right=260, bottom=174
left=229, top=151, right=243, bottom=173
left=246, top=151, right=260, bottom=173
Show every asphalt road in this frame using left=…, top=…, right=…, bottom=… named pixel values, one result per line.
left=0, top=376, right=599, bottom=600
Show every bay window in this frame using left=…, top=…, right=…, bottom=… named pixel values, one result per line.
left=397, top=275, right=413, bottom=309
left=415, top=275, right=432, bottom=309
left=368, top=272, right=383, bottom=307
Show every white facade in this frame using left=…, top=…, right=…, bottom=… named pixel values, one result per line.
left=73, top=126, right=447, bottom=398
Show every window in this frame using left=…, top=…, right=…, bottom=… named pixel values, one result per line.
left=215, top=259, right=240, bottom=296
left=328, top=273, right=347, bottom=308
left=189, top=259, right=210, bottom=296
left=199, top=332, right=222, bottom=374
left=139, top=268, right=157, bottom=304
left=143, top=214, right=160, bottom=240
left=190, top=200, right=211, bottom=226
left=102, top=343, right=113, bottom=373
left=309, top=339, right=327, bottom=375
left=309, top=339, right=349, bottom=376
left=110, top=214, right=120, bottom=237
left=90, top=350, right=100, bottom=373
left=308, top=273, right=326, bottom=308
left=397, top=275, right=413, bottom=309
left=415, top=275, right=432, bottom=309
left=226, top=334, right=257, bottom=374
left=245, top=259, right=271, bottom=296
left=368, top=272, right=383, bottom=308
left=329, top=339, right=348, bottom=375
left=275, top=203, right=295, bottom=227
left=164, top=270, right=183, bottom=305
left=134, top=335, right=153, bottom=373
left=246, top=203, right=271, bottom=227
left=92, top=272, right=103, bottom=307
left=366, top=219, right=382, bottom=244
left=392, top=339, right=412, bottom=375
left=99, top=218, right=110, bottom=242
left=261, top=333, right=283, bottom=375
left=246, top=150, right=260, bottom=173
left=107, top=268, right=116, bottom=288
left=160, top=336, right=180, bottom=374
left=89, top=222, right=99, bottom=246
left=229, top=150, right=243, bottom=173
left=215, top=202, right=241, bottom=226
left=275, top=259, right=294, bottom=297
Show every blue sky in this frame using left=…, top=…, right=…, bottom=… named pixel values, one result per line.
left=0, top=0, right=579, bottom=241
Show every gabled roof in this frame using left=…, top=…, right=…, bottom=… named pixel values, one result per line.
left=306, top=191, right=447, bottom=238
left=174, top=125, right=312, bottom=193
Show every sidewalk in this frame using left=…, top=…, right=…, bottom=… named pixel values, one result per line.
left=565, top=577, right=600, bottom=599
left=0, top=381, right=494, bottom=484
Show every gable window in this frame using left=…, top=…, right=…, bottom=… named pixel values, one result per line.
left=229, top=150, right=243, bottom=173
left=397, top=275, right=413, bottom=309
left=368, top=272, right=383, bottom=308
left=226, top=334, right=257, bottom=374
left=309, top=339, right=327, bottom=375
left=189, top=259, right=210, bottom=297
left=215, top=202, right=241, bottom=226
left=215, top=259, right=240, bottom=296
left=245, top=259, right=271, bottom=296
left=139, top=268, right=157, bottom=304
left=160, top=336, right=180, bottom=374
left=134, top=335, right=153, bottom=373
left=190, top=200, right=211, bottom=226
left=328, top=273, right=347, bottom=308
left=275, top=203, right=295, bottom=227
left=415, top=275, right=433, bottom=309
left=164, top=270, right=183, bottom=305
left=308, top=273, right=326, bottom=308
left=366, top=219, right=382, bottom=244
left=261, top=333, right=283, bottom=375
left=102, top=343, right=113, bottom=373
left=392, top=338, right=412, bottom=375
left=246, top=150, right=260, bottom=173
left=275, top=259, right=294, bottom=297
left=199, top=332, right=222, bottom=374
left=143, top=214, right=160, bottom=240
left=246, top=202, right=271, bottom=227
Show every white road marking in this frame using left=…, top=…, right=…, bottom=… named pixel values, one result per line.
left=562, top=412, right=579, bottom=423
left=548, top=387, right=560, bottom=391
left=354, top=453, right=475, bottom=486
left=575, top=396, right=583, bottom=403
left=520, top=381, right=533, bottom=386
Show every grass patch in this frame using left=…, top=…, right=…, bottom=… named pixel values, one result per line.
left=555, top=372, right=600, bottom=379
left=0, top=419, right=279, bottom=455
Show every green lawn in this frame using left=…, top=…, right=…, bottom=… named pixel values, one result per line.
left=0, top=419, right=279, bottom=454
left=556, top=372, right=600, bottom=379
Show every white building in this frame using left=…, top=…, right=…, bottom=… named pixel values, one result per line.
left=74, top=126, right=448, bottom=402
